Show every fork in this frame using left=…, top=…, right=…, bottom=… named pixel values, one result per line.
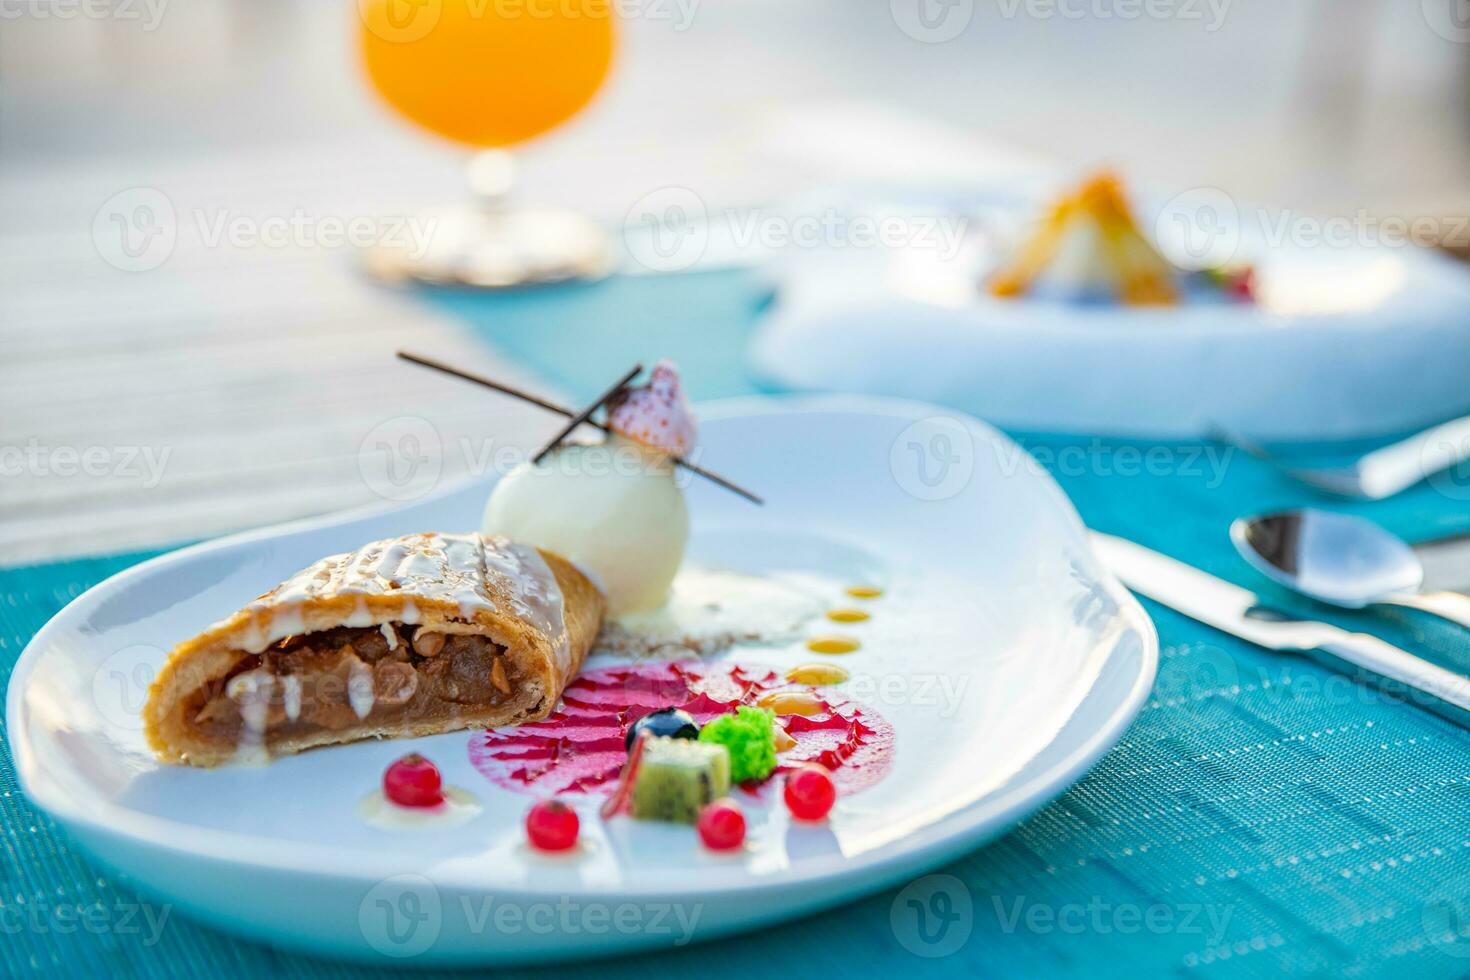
left=1211, top=415, right=1470, bottom=500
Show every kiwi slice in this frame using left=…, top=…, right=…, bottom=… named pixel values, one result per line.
left=630, top=736, right=731, bottom=824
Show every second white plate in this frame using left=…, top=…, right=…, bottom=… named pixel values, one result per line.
left=751, top=188, right=1470, bottom=439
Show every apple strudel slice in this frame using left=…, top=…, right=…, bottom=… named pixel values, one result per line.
left=144, top=532, right=605, bottom=766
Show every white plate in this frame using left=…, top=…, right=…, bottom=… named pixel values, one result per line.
left=750, top=188, right=1470, bottom=439
left=7, top=396, right=1156, bottom=965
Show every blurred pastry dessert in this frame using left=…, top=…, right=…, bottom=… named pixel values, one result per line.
left=989, top=171, right=1179, bottom=305
left=988, top=171, right=1254, bottom=306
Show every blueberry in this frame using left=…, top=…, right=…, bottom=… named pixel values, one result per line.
left=625, top=708, right=699, bottom=751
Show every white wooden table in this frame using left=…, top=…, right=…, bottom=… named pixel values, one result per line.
left=5, top=0, right=1468, bottom=566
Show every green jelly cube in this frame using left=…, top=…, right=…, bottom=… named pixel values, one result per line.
left=630, top=736, right=731, bottom=824
left=698, top=705, right=778, bottom=783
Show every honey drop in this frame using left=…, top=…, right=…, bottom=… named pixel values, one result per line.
left=806, top=635, right=860, bottom=655
left=756, top=690, right=826, bottom=716
left=784, top=662, right=851, bottom=685
left=827, top=608, right=871, bottom=623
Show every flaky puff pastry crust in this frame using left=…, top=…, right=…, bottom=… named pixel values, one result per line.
left=144, top=532, right=604, bottom=766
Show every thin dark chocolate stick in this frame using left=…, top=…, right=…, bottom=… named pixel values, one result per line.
left=396, top=351, right=764, bottom=504
left=397, top=351, right=572, bottom=417
left=532, top=364, right=643, bottom=465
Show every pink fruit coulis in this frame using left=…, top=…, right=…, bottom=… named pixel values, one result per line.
left=468, top=661, right=894, bottom=798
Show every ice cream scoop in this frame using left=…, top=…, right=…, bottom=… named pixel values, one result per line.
left=482, top=436, right=689, bottom=614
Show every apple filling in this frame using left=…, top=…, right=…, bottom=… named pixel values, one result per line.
left=187, top=624, right=517, bottom=744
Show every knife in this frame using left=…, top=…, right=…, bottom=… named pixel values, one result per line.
left=1091, top=532, right=1470, bottom=725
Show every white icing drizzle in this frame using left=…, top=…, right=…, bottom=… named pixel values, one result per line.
left=380, top=623, right=398, bottom=650
left=483, top=538, right=568, bottom=668
left=225, top=671, right=251, bottom=702
left=268, top=606, right=305, bottom=645
left=232, top=742, right=271, bottom=767
left=347, top=659, right=375, bottom=720
left=345, top=598, right=373, bottom=628
left=281, top=675, right=302, bottom=722
left=229, top=669, right=274, bottom=765
left=240, top=533, right=488, bottom=644
left=238, top=533, right=567, bottom=657
left=238, top=618, right=267, bottom=655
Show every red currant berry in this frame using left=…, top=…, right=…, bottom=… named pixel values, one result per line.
left=783, top=764, right=836, bottom=821
left=526, top=799, right=580, bottom=852
left=1233, top=271, right=1256, bottom=300
left=383, top=753, right=444, bottom=808
left=697, top=800, right=746, bottom=851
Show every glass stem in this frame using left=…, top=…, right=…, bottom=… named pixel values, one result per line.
left=467, top=149, right=515, bottom=214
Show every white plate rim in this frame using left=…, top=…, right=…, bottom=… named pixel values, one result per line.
left=7, top=394, right=1158, bottom=899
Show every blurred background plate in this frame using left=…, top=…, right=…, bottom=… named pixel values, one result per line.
left=749, top=184, right=1470, bottom=440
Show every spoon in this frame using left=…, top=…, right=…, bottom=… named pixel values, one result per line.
left=1231, top=508, right=1470, bottom=629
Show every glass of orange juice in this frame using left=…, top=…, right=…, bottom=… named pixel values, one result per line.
left=357, top=0, right=616, bottom=287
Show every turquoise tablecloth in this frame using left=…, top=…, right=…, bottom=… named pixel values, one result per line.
left=5, top=270, right=1470, bottom=977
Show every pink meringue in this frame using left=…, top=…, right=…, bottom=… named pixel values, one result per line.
left=606, top=359, right=697, bottom=457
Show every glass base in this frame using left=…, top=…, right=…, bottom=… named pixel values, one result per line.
left=363, top=207, right=613, bottom=289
